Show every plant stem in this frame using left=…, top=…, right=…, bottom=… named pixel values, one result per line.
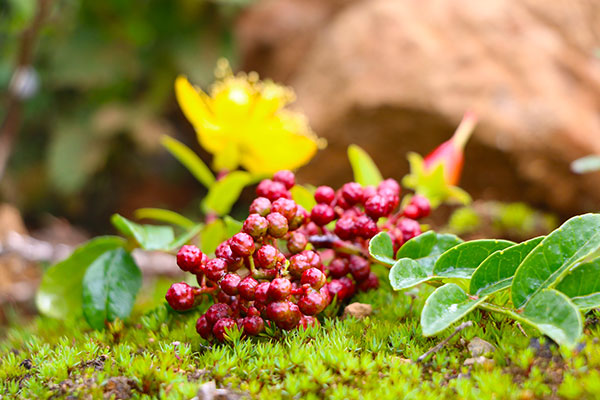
left=479, top=302, right=531, bottom=326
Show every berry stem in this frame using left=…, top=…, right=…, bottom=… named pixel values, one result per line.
left=307, top=234, right=389, bottom=267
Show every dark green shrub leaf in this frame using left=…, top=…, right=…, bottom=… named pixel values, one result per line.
left=133, top=207, right=195, bottom=229
left=469, top=236, right=543, bottom=296
left=36, top=236, right=126, bottom=319
left=521, top=289, right=582, bottom=348
left=82, top=248, right=142, bottom=330
left=201, top=171, right=252, bottom=216
left=347, top=145, right=383, bottom=187
left=433, top=239, right=514, bottom=279
left=556, top=259, right=600, bottom=310
left=421, top=283, right=487, bottom=336
left=201, top=219, right=227, bottom=254
left=111, top=214, right=175, bottom=251
left=512, top=214, right=600, bottom=309
left=161, top=135, right=215, bottom=188
left=368, top=232, right=395, bottom=265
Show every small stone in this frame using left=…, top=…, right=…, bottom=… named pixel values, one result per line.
left=468, top=337, right=496, bottom=357
left=343, top=303, right=373, bottom=319
left=463, top=356, right=495, bottom=367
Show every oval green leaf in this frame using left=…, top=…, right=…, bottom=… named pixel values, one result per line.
left=421, top=283, right=487, bottom=336
left=111, top=214, right=175, bottom=251
left=36, top=236, right=126, bottom=319
left=396, top=231, right=463, bottom=270
left=224, top=216, right=243, bottom=239
left=469, top=236, right=543, bottom=296
left=512, top=213, right=600, bottom=309
left=201, top=171, right=252, bottom=216
left=201, top=219, right=227, bottom=255
left=521, top=289, right=582, bottom=348
left=389, top=259, right=433, bottom=290
left=433, top=239, right=514, bottom=279
left=347, top=145, right=383, bottom=187
left=168, top=224, right=203, bottom=250
left=134, top=207, right=195, bottom=229
left=161, top=135, right=215, bottom=188
left=291, top=185, right=316, bottom=212
left=556, top=259, right=600, bottom=310
left=368, top=232, right=395, bottom=265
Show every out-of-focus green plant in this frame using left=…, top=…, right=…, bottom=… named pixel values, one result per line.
left=571, top=155, right=600, bottom=174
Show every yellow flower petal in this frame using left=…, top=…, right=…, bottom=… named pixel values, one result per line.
left=174, top=76, right=213, bottom=129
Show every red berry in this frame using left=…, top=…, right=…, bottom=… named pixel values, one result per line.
left=215, top=242, right=243, bottom=271
left=255, top=244, right=279, bottom=269
left=266, top=301, right=291, bottom=323
left=287, top=231, right=308, bottom=254
left=339, top=276, right=356, bottom=299
left=213, top=318, right=237, bottom=341
left=334, top=190, right=351, bottom=209
left=254, top=281, right=271, bottom=304
left=196, top=315, right=212, bottom=340
left=288, top=206, right=307, bottom=230
left=334, top=217, right=356, bottom=240
left=398, top=218, right=421, bottom=242
left=205, top=303, right=233, bottom=326
left=268, top=278, right=292, bottom=301
left=266, top=212, right=288, bottom=238
left=402, top=204, right=420, bottom=219
left=249, top=197, right=271, bottom=216
left=358, top=272, right=379, bottom=292
left=241, top=316, right=264, bottom=336
left=289, top=252, right=311, bottom=278
left=348, top=255, right=370, bottom=282
left=378, top=178, right=400, bottom=196
left=364, top=195, right=389, bottom=220
left=298, top=290, right=328, bottom=315
left=257, top=179, right=289, bottom=202
left=341, top=182, right=364, bottom=205
left=176, top=245, right=203, bottom=273
left=277, top=302, right=302, bottom=330
left=310, top=204, right=335, bottom=226
left=230, top=232, right=255, bottom=257
left=354, top=215, right=378, bottom=239
left=217, top=290, right=236, bottom=305
left=362, top=185, right=377, bottom=199
left=243, top=214, right=269, bottom=239
left=299, top=315, right=319, bottom=329
left=326, top=279, right=346, bottom=301
left=301, top=267, right=326, bottom=289
left=273, top=170, right=295, bottom=189
left=271, top=198, right=298, bottom=222
left=220, top=273, right=241, bottom=295
left=411, top=195, right=431, bottom=218
left=328, top=258, right=349, bottom=278
left=314, top=186, right=335, bottom=204
left=204, top=258, right=227, bottom=282
left=238, top=276, right=259, bottom=300
left=165, top=282, right=196, bottom=311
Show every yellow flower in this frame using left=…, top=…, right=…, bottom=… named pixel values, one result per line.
left=175, top=60, right=325, bottom=174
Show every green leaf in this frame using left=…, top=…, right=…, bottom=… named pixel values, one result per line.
left=389, top=231, right=463, bottom=290
left=556, top=259, right=600, bottom=310
left=512, top=214, right=600, bottom=309
left=201, top=171, right=252, bottom=216
left=224, top=216, right=243, bottom=238
left=571, top=155, right=600, bottom=174
left=521, top=289, right=582, bottom=348
left=133, top=208, right=195, bottom=229
left=200, top=219, right=227, bottom=255
left=82, top=248, right=142, bottom=330
left=111, top=214, right=175, bottom=251
left=290, top=185, right=316, bottom=212
left=421, top=284, right=487, bottom=336
left=161, top=135, right=215, bottom=188
left=168, top=224, right=203, bottom=250
left=36, top=236, right=126, bottom=319
left=469, top=237, right=543, bottom=296
left=433, top=239, right=514, bottom=279
left=347, top=145, right=383, bottom=187
left=368, top=232, right=395, bottom=265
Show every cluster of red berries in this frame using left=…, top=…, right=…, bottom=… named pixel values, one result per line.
left=165, top=170, right=431, bottom=341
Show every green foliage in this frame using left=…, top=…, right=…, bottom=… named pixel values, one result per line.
left=82, top=249, right=142, bottom=329
left=201, top=171, right=253, bottom=216
left=368, top=232, right=396, bottom=265
left=347, top=145, right=383, bottom=187
left=373, top=213, right=600, bottom=347
left=133, top=208, right=196, bottom=229
left=290, top=184, right=316, bottom=212
left=111, top=214, right=175, bottom=251
left=161, top=135, right=215, bottom=189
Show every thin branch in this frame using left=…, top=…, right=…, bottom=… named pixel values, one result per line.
left=417, top=321, right=473, bottom=363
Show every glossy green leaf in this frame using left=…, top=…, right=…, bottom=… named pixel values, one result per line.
left=133, top=207, right=195, bottom=229
left=512, top=214, right=600, bottom=309
left=82, top=248, right=142, bottom=330
left=389, top=231, right=463, bottom=290
left=291, top=185, right=316, bottom=212
left=201, top=171, right=252, bottom=216
left=368, top=232, right=395, bottom=265
left=111, top=214, right=175, bottom=251
left=521, top=289, right=582, bottom=348
left=224, top=216, right=243, bottom=239
left=433, top=239, right=514, bottom=279
left=347, top=145, right=383, bottom=187
left=201, top=219, right=227, bottom=255
left=161, top=135, right=215, bottom=188
left=421, top=284, right=487, bottom=336
left=556, top=259, right=600, bottom=310
left=168, top=224, right=203, bottom=250
left=36, top=236, right=126, bottom=319
left=469, top=237, right=543, bottom=296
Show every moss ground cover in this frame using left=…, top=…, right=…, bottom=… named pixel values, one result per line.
left=2, top=270, right=600, bottom=399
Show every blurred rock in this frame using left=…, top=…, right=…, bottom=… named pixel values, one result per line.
left=468, top=337, right=496, bottom=357
left=343, top=302, right=373, bottom=319
left=238, top=0, right=600, bottom=215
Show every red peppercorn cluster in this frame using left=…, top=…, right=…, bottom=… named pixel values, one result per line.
left=165, top=170, right=431, bottom=341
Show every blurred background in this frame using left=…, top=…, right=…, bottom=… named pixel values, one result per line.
left=1, top=0, right=599, bottom=318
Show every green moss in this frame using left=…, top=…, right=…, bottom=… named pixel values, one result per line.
left=2, top=279, right=600, bottom=399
